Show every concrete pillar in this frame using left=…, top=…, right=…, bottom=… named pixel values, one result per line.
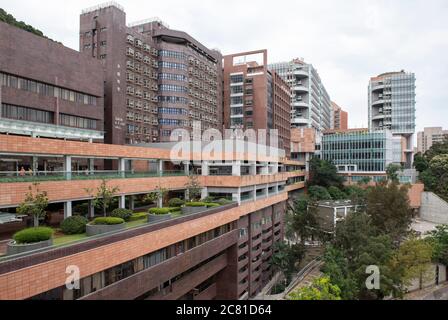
left=32, top=156, right=38, bottom=176
left=260, top=162, right=268, bottom=175
left=184, top=162, right=190, bottom=176
left=232, top=161, right=241, bottom=176
left=157, top=196, right=163, bottom=208
left=89, top=158, right=95, bottom=173
left=272, top=162, right=279, bottom=174
left=118, top=158, right=126, bottom=178
left=88, top=200, right=95, bottom=219
left=158, top=160, right=164, bottom=177
left=249, top=162, right=257, bottom=176
left=185, top=189, right=190, bottom=201
left=232, top=188, right=241, bottom=205
left=64, top=201, right=72, bottom=219
left=129, top=196, right=135, bottom=211
left=201, top=161, right=209, bottom=176
left=119, top=195, right=126, bottom=209
left=64, top=156, right=72, bottom=180
left=201, top=187, right=208, bottom=200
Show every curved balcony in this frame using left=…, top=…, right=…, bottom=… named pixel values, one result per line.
left=293, top=85, right=309, bottom=93
left=292, top=101, right=309, bottom=108
left=371, top=84, right=385, bottom=92
left=371, top=114, right=385, bottom=121
left=292, top=69, right=308, bottom=78
left=291, top=117, right=309, bottom=125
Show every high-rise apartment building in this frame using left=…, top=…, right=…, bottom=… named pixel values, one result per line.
left=223, top=50, right=291, bottom=156
left=331, top=102, right=348, bottom=131
left=0, top=21, right=104, bottom=142
left=368, top=71, right=416, bottom=167
left=417, top=127, right=448, bottom=154
left=269, top=58, right=332, bottom=132
left=79, top=2, right=223, bottom=145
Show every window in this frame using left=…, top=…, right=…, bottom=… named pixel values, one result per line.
left=158, top=61, right=187, bottom=70
left=1, top=103, right=53, bottom=124
left=60, top=114, right=97, bottom=130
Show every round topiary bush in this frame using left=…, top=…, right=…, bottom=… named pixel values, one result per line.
left=60, top=216, right=88, bottom=235
left=202, top=196, right=215, bottom=203
left=111, top=208, right=133, bottom=222
left=92, top=217, right=124, bottom=225
left=168, top=198, right=185, bottom=207
left=13, top=227, right=54, bottom=244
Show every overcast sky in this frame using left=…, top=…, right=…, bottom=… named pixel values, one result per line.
left=1, top=0, right=448, bottom=135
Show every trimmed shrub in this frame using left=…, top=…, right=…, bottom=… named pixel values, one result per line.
left=60, top=216, right=88, bottom=235
left=205, top=203, right=220, bottom=208
left=129, top=212, right=149, bottom=221
left=216, top=198, right=233, bottom=205
left=111, top=208, right=133, bottom=222
left=13, top=227, right=54, bottom=244
left=92, top=217, right=124, bottom=225
left=149, top=208, right=175, bottom=215
left=202, top=196, right=215, bottom=203
left=185, top=202, right=208, bottom=207
left=168, top=198, right=185, bottom=208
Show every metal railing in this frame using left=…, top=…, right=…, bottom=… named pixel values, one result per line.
left=0, top=170, right=186, bottom=183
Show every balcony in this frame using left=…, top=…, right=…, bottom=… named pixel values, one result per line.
left=292, top=101, right=308, bottom=108
left=291, top=117, right=309, bottom=125
left=293, top=85, right=309, bottom=93
left=292, top=69, right=308, bottom=78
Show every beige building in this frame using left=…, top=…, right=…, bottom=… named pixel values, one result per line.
left=417, top=127, right=448, bottom=153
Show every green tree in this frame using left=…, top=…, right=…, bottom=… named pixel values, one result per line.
left=365, top=182, right=413, bottom=243
left=288, top=276, right=342, bottom=300
left=308, top=186, right=332, bottom=201
left=426, top=225, right=448, bottom=266
left=308, top=158, right=344, bottom=188
left=328, top=186, right=346, bottom=200
left=357, top=176, right=372, bottom=186
left=343, top=185, right=367, bottom=205
left=386, top=163, right=403, bottom=183
left=85, top=180, right=120, bottom=217
left=425, top=137, right=448, bottom=162
left=413, top=153, right=429, bottom=173
left=270, top=242, right=305, bottom=285
left=185, top=175, right=202, bottom=201
left=323, top=212, right=404, bottom=300
left=428, top=155, right=448, bottom=201
left=390, top=237, right=434, bottom=290
left=16, top=183, right=49, bottom=227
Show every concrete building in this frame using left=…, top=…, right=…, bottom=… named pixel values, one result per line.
left=312, top=200, right=359, bottom=233
left=368, top=71, right=416, bottom=167
left=0, top=21, right=104, bottom=142
left=0, top=134, right=306, bottom=300
left=79, top=2, right=223, bottom=145
left=223, top=50, right=291, bottom=156
left=417, top=127, right=448, bottom=154
left=269, top=58, right=332, bottom=132
left=331, top=101, right=348, bottom=131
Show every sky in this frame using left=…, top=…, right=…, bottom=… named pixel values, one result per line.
left=1, top=0, right=448, bottom=136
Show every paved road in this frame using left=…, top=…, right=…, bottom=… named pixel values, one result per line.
left=405, top=283, right=448, bottom=300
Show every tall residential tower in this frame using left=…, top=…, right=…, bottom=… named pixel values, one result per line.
left=79, top=2, right=223, bottom=145
left=368, top=71, right=416, bottom=167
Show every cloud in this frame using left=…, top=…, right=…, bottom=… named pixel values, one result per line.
left=1, top=0, right=447, bottom=135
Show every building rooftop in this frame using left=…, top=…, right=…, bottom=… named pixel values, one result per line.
left=317, top=200, right=354, bottom=208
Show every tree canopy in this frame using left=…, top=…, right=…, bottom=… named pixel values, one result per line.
left=307, top=158, right=344, bottom=189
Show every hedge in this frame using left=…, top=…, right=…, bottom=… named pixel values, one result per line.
left=60, top=216, right=88, bottom=235
left=13, top=227, right=54, bottom=244
left=185, top=202, right=208, bottom=207
left=129, top=212, right=149, bottom=221
left=205, top=203, right=221, bottom=208
left=149, top=207, right=180, bottom=215
left=168, top=198, right=185, bottom=207
left=216, top=198, right=233, bottom=205
left=111, top=208, right=133, bottom=222
left=92, top=217, right=124, bottom=225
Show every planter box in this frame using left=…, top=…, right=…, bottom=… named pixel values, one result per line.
left=181, top=206, right=208, bottom=215
left=86, top=223, right=126, bottom=236
left=148, top=213, right=172, bottom=223
left=7, top=239, right=53, bottom=256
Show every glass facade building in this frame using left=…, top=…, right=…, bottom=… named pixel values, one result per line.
left=368, top=71, right=415, bottom=167
left=321, top=130, right=393, bottom=172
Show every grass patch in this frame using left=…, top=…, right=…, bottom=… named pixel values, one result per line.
left=53, top=233, right=88, bottom=246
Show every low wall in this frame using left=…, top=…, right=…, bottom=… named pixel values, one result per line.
left=420, top=192, right=448, bottom=224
